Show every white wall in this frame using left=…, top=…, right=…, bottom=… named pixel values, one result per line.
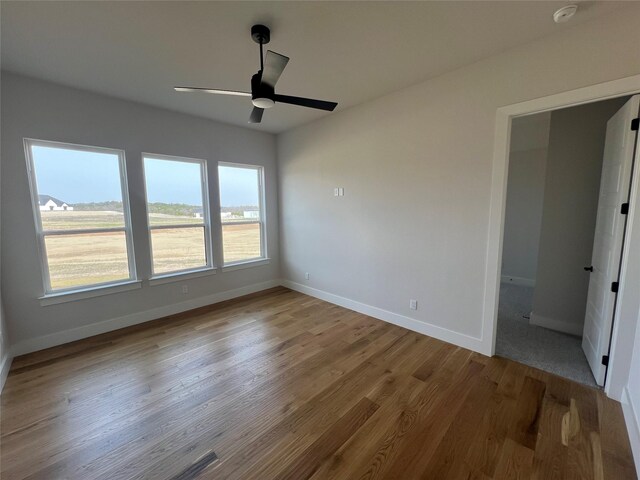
left=501, top=114, right=550, bottom=286
left=277, top=6, right=640, bottom=352
left=501, top=149, right=547, bottom=285
left=531, top=98, right=627, bottom=335
left=501, top=113, right=549, bottom=286
left=0, top=114, right=9, bottom=386
left=0, top=73, right=279, bottom=353
left=623, top=308, right=640, bottom=473
left=0, top=79, right=10, bottom=387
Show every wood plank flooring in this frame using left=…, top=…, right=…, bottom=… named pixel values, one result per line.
left=1, top=287, right=636, bottom=479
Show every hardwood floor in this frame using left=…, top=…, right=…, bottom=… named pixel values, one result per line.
left=1, top=287, right=636, bottom=479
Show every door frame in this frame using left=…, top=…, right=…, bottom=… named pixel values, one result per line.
left=481, top=74, right=640, bottom=399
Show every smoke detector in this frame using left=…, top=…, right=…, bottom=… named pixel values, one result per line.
left=553, top=5, right=578, bottom=23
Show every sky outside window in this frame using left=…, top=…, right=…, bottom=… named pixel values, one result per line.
left=33, top=146, right=258, bottom=208
left=32, top=146, right=123, bottom=204
left=144, top=157, right=203, bottom=206
left=218, top=165, right=259, bottom=208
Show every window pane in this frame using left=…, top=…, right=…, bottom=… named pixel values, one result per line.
left=218, top=164, right=264, bottom=264
left=30, top=145, right=126, bottom=230
left=150, top=227, right=206, bottom=274
left=28, top=141, right=135, bottom=292
left=45, top=232, right=130, bottom=290
left=222, top=223, right=261, bottom=263
left=144, top=157, right=205, bottom=227
left=218, top=165, right=261, bottom=223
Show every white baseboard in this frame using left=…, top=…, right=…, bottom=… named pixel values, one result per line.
left=10, top=279, right=282, bottom=357
left=282, top=280, right=485, bottom=354
left=0, top=351, right=13, bottom=393
left=529, top=312, right=583, bottom=337
left=500, top=275, right=536, bottom=287
left=622, top=387, right=640, bottom=477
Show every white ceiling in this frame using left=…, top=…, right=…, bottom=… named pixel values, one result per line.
left=0, top=1, right=628, bottom=133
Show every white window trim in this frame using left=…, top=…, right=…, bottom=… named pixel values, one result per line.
left=39, top=280, right=142, bottom=306
left=24, top=138, right=138, bottom=296
left=148, top=266, right=217, bottom=286
left=142, top=152, right=214, bottom=278
left=222, top=258, right=271, bottom=272
left=218, top=162, right=267, bottom=266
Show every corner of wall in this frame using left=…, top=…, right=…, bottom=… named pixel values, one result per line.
left=0, top=349, right=13, bottom=393
left=622, top=387, right=640, bottom=476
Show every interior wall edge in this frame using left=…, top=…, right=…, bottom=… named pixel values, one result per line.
left=10, top=279, right=282, bottom=357
left=281, top=279, right=487, bottom=355
left=0, top=351, right=13, bottom=393
left=622, top=387, right=640, bottom=474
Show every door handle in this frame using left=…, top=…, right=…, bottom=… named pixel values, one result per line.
left=584, top=266, right=594, bottom=272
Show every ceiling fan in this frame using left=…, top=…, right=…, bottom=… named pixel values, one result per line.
left=174, top=24, right=338, bottom=124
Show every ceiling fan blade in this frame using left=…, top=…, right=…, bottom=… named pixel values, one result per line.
left=174, top=86, right=251, bottom=96
left=249, top=107, right=264, bottom=124
left=274, top=94, right=337, bottom=112
left=261, top=51, right=289, bottom=88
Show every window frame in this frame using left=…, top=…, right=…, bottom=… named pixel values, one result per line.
left=142, top=152, right=214, bottom=278
left=218, top=162, right=267, bottom=266
left=24, top=138, right=138, bottom=295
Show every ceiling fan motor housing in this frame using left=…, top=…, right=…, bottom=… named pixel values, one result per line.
left=251, top=72, right=275, bottom=108
left=251, top=24, right=270, bottom=45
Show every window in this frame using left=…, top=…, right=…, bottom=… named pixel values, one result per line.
left=143, top=154, right=212, bottom=276
left=218, top=163, right=265, bottom=264
left=25, top=139, right=136, bottom=293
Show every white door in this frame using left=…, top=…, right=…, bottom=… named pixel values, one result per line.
left=583, top=95, right=640, bottom=386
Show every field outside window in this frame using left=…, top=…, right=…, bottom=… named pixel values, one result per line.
left=26, top=140, right=136, bottom=292
left=218, top=164, right=265, bottom=264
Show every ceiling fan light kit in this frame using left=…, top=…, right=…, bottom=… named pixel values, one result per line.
left=174, top=24, right=338, bottom=124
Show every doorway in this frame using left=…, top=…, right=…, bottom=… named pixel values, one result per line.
left=494, top=94, right=638, bottom=387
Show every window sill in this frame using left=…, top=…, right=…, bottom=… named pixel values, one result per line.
left=222, top=258, right=270, bottom=272
left=39, top=280, right=142, bottom=306
left=148, top=267, right=217, bottom=286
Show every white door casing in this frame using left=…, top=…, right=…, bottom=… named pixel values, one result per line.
left=582, top=95, right=640, bottom=386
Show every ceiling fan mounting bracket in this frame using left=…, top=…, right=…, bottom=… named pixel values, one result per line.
left=251, top=24, right=270, bottom=45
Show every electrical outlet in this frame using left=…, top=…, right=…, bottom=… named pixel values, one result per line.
left=334, top=188, right=339, bottom=196
left=339, top=187, right=344, bottom=196
left=182, top=285, right=189, bottom=294
left=409, top=299, right=418, bottom=310
left=305, top=272, right=310, bottom=280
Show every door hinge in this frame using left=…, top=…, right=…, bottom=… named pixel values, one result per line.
left=621, top=203, right=629, bottom=215
left=602, top=355, right=609, bottom=366
left=611, top=281, right=619, bottom=293
left=632, top=118, right=639, bottom=131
